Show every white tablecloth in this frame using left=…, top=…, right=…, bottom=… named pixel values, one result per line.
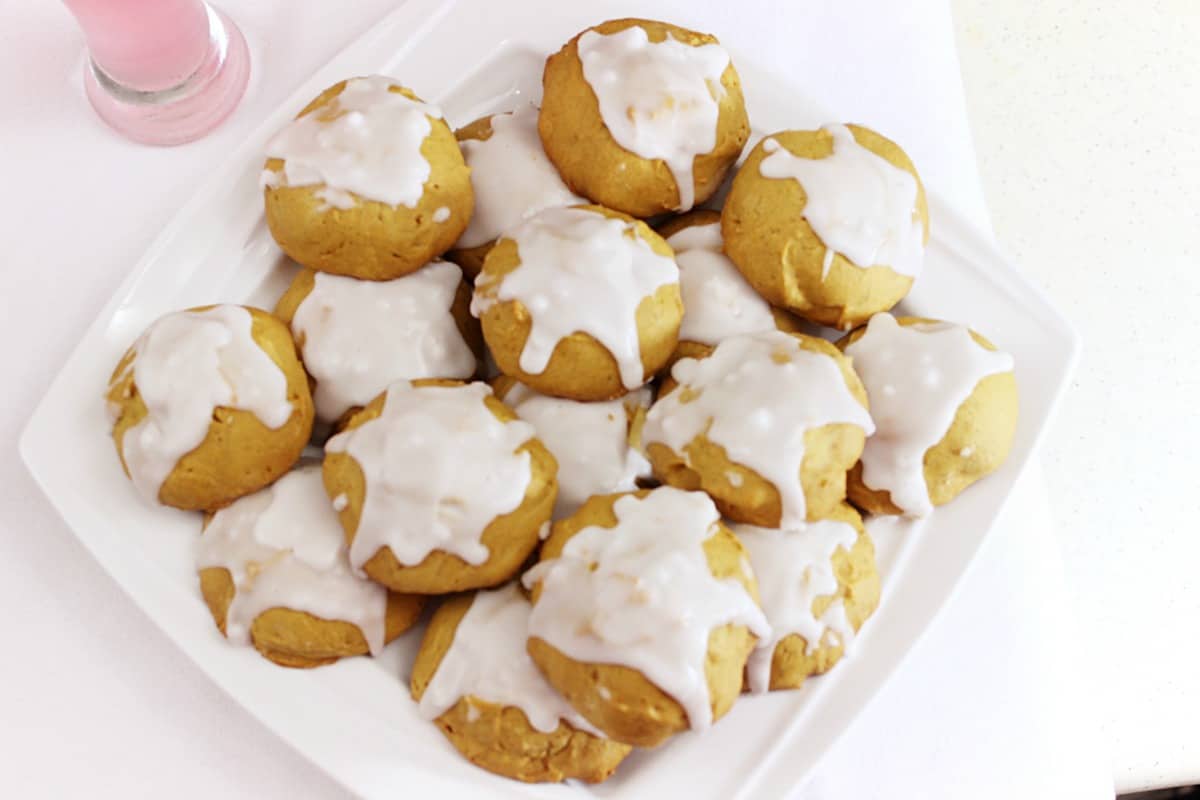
left=0, top=1, right=1113, bottom=796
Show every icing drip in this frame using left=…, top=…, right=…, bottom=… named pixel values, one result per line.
left=758, top=125, right=925, bottom=278
left=115, top=305, right=293, bottom=502
left=197, top=464, right=388, bottom=655
left=325, top=381, right=535, bottom=571
left=577, top=26, right=729, bottom=211
left=419, top=583, right=598, bottom=735
left=457, top=107, right=582, bottom=248
left=733, top=520, right=859, bottom=693
left=264, top=75, right=441, bottom=209
left=666, top=222, right=777, bottom=346
left=643, top=330, right=874, bottom=527
left=844, top=313, right=1014, bottom=516
left=290, top=262, right=477, bottom=422
left=470, top=206, right=679, bottom=390
left=523, top=488, right=768, bottom=730
left=314, top=186, right=356, bottom=210
left=503, top=382, right=652, bottom=518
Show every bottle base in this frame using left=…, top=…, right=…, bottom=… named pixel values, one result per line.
left=83, top=4, right=250, bottom=146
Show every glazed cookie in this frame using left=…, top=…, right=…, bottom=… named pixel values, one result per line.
left=493, top=376, right=652, bottom=518
left=722, top=124, right=930, bottom=329
left=323, top=379, right=557, bottom=594
left=539, top=18, right=749, bottom=216
left=274, top=261, right=481, bottom=423
left=105, top=304, right=313, bottom=511
left=471, top=205, right=682, bottom=401
left=449, top=108, right=582, bottom=279
left=262, top=76, right=472, bottom=280
left=412, top=584, right=632, bottom=783
left=197, top=464, right=424, bottom=668
left=658, top=210, right=803, bottom=364
left=839, top=313, right=1018, bottom=516
left=524, top=488, right=768, bottom=748
left=732, top=502, right=880, bottom=692
left=642, top=330, right=874, bottom=527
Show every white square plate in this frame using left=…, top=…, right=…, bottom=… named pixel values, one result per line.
left=20, top=0, right=1079, bottom=796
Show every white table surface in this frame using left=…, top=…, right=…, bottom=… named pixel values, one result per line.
left=0, top=0, right=1126, bottom=796
left=953, top=1, right=1200, bottom=791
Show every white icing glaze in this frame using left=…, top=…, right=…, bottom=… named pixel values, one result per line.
left=196, top=464, right=388, bottom=654
left=577, top=26, right=729, bottom=211
left=662, top=219, right=723, bottom=252
left=470, top=206, right=679, bottom=389
left=314, top=186, right=356, bottom=211
left=290, top=262, right=476, bottom=422
left=643, top=330, right=874, bottom=527
left=263, top=75, right=441, bottom=209
left=503, top=382, right=651, bottom=518
left=325, top=381, right=535, bottom=571
left=666, top=222, right=777, bottom=346
left=733, top=520, right=859, bottom=693
left=418, top=583, right=597, bottom=734
left=457, top=107, right=582, bottom=249
left=523, top=488, right=768, bottom=730
left=115, top=306, right=293, bottom=502
left=844, top=313, right=1014, bottom=516
left=758, top=125, right=925, bottom=278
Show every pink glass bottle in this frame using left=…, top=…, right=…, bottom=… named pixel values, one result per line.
left=62, top=0, right=250, bottom=145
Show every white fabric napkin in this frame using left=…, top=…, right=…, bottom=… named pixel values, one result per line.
left=0, top=0, right=1111, bottom=797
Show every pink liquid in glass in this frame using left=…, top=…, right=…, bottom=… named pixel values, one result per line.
left=63, top=0, right=211, bottom=92
left=62, top=0, right=250, bottom=145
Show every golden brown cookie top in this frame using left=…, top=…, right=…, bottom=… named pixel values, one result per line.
left=325, top=380, right=539, bottom=573
left=471, top=205, right=680, bottom=395
left=261, top=77, right=472, bottom=281
left=415, top=583, right=596, bottom=733
left=752, top=125, right=928, bottom=279
left=262, top=76, right=443, bottom=209
left=197, top=463, right=390, bottom=654
left=412, top=587, right=631, bottom=782
left=525, top=487, right=767, bottom=732
left=729, top=502, right=869, bottom=692
left=840, top=313, right=1014, bottom=516
left=539, top=18, right=749, bottom=216
left=643, top=330, right=873, bottom=527
left=720, top=124, right=926, bottom=328
left=573, top=20, right=731, bottom=210
left=106, top=304, right=306, bottom=505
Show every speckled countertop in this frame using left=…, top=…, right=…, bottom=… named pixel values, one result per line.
left=954, top=0, right=1200, bottom=791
